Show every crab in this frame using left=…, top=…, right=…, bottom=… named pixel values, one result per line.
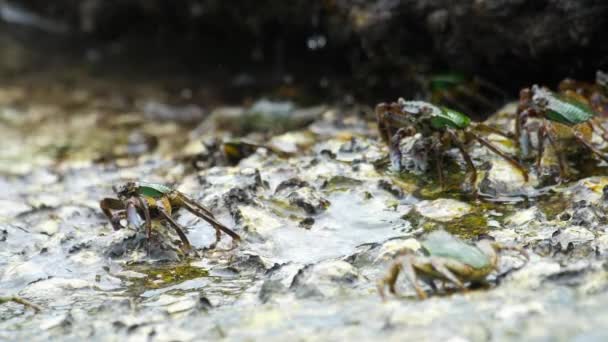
left=100, top=181, right=241, bottom=251
left=516, top=84, right=608, bottom=179
left=376, top=99, right=528, bottom=191
left=377, top=230, right=529, bottom=299
left=557, top=70, right=608, bottom=117
left=0, top=296, right=41, bottom=312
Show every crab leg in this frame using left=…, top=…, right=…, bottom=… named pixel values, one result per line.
left=377, top=261, right=402, bottom=300
left=536, top=124, right=546, bottom=170
left=0, top=296, right=41, bottom=312
left=402, top=256, right=428, bottom=299
left=468, top=130, right=529, bottom=181
left=572, top=130, right=608, bottom=163
left=156, top=206, right=192, bottom=251
left=516, top=88, right=536, bottom=155
left=375, top=103, right=413, bottom=144
left=448, top=129, right=477, bottom=190
left=434, top=145, right=446, bottom=190
left=588, top=119, right=608, bottom=141
left=430, top=259, right=466, bottom=291
left=175, top=192, right=215, bottom=218
left=470, top=123, right=513, bottom=139
left=543, top=122, right=570, bottom=179
left=177, top=194, right=241, bottom=242
left=495, top=244, right=530, bottom=261
left=134, top=196, right=152, bottom=240
left=100, top=198, right=126, bottom=230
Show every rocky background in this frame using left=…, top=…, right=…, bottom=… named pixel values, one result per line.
left=2, top=0, right=607, bottom=104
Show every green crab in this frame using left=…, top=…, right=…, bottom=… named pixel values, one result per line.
left=100, top=182, right=241, bottom=251
left=376, top=99, right=528, bottom=191
left=516, top=84, right=608, bottom=179
left=0, top=296, right=41, bottom=312
left=378, top=231, right=528, bottom=299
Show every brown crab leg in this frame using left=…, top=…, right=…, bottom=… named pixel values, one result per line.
left=100, top=198, right=126, bottom=229
left=497, top=244, right=530, bottom=261
left=376, top=103, right=398, bottom=144
left=430, top=259, right=466, bottom=291
left=470, top=123, right=514, bottom=139
left=544, top=122, right=570, bottom=180
left=536, top=124, right=546, bottom=170
left=468, top=130, right=529, bottom=182
left=375, top=103, right=414, bottom=144
left=377, top=261, right=402, bottom=300
left=180, top=200, right=241, bottom=242
left=156, top=206, right=192, bottom=252
left=403, top=256, right=428, bottom=299
left=588, top=118, right=608, bottom=142
left=448, top=130, right=477, bottom=190
left=134, top=196, right=152, bottom=241
left=176, top=192, right=215, bottom=218
left=572, top=130, right=608, bottom=163
left=177, top=193, right=241, bottom=242
left=0, top=296, right=41, bottom=312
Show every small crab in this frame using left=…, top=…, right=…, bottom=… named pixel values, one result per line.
left=376, top=99, right=528, bottom=191
left=377, top=231, right=528, bottom=299
left=0, top=296, right=41, bottom=312
left=516, top=84, right=608, bottom=179
left=100, top=181, right=241, bottom=251
left=558, top=71, right=608, bottom=117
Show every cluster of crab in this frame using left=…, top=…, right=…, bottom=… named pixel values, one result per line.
left=374, top=72, right=607, bottom=300
left=376, top=71, right=608, bottom=191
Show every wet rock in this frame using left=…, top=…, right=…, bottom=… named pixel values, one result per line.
left=567, top=177, right=608, bottom=205
left=267, top=131, right=316, bottom=155
left=377, top=179, right=403, bottom=198
left=414, top=199, right=471, bottom=222
left=237, top=205, right=283, bottom=239
left=477, top=158, right=539, bottom=197
left=0, top=199, right=31, bottom=218
left=568, top=202, right=605, bottom=228
left=274, top=179, right=330, bottom=215
left=290, top=260, right=363, bottom=299
left=32, top=219, right=59, bottom=236
left=285, top=187, right=330, bottom=215
left=505, top=207, right=546, bottom=227
left=258, top=262, right=303, bottom=303
left=551, top=227, right=595, bottom=250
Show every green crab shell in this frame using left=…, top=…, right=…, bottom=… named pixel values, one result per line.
left=535, top=87, right=595, bottom=126
left=137, top=182, right=173, bottom=198
left=431, top=107, right=471, bottom=130
left=421, top=230, right=491, bottom=269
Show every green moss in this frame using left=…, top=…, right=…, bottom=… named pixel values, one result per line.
left=321, top=176, right=363, bottom=192
left=124, top=263, right=208, bottom=290
left=404, top=203, right=490, bottom=240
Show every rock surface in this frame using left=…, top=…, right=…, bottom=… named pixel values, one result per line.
left=2, top=78, right=608, bottom=341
